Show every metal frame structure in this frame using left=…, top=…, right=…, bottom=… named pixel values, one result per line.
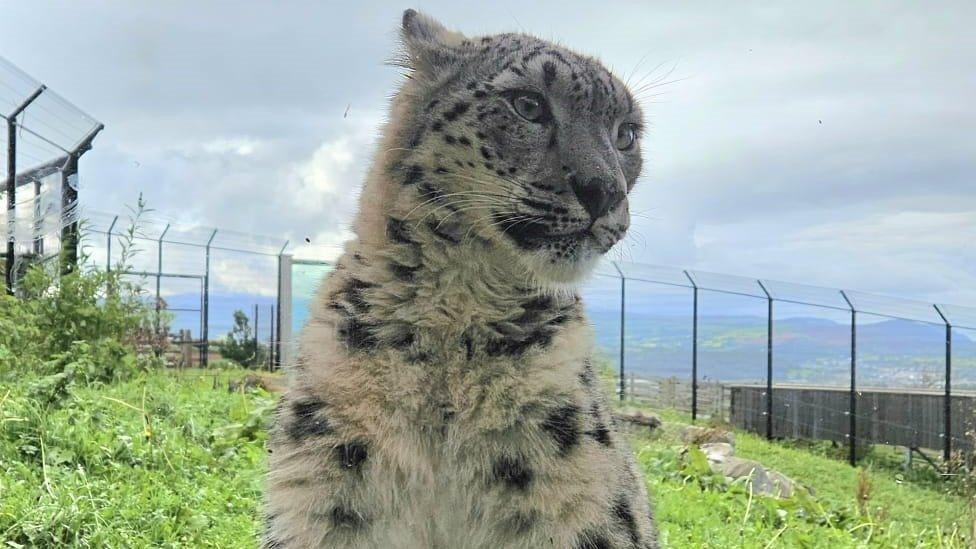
left=2, top=56, right=103, bottom=291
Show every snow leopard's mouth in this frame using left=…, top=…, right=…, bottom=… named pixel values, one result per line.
left=501, top=220, right=593, bottom=250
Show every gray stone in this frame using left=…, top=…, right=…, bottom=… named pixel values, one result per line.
left=700, top=442, right=734, bottom=463
left=680, top=425, right=734, bottom=445
left=714, top=456, right=796, bottom=498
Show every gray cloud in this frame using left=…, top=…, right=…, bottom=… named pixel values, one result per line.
left=2, top=0, right=973, bottom=304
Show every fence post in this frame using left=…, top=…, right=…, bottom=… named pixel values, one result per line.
left=4, top=116, right=13, bottom=295
left=684, top=270, right=699, bottom=421
left=840, top=290, right=857, bottom=466
left=254, top=303, right=260, bottom=365
left=105, top=215, right=118, bottom=271
left=60, top=123, right=103, bottom=274
left=59, top=154, right=80, bottom=273
left=4, top=85, right=45, bottom=295
left=32, top=180, right=42, bottom=255
left=612, top=262, right=626, bottom=401
left=269, top=304, right=275, bottom=372
left=154, top=223, right=170, bottom=354
left=934, top=305, right=951, bottom=464
left=202, top=229, right=217, bottom=368
left=757, top=281, right=774, bottom=440
left=275, top=241, right=289, bottom=369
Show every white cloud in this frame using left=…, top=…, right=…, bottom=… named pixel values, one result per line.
left=201, top=137, right=261, bottom=157
left=288, top=137, right=358, bottom=215
left=210, top=255, right=279, bottom=297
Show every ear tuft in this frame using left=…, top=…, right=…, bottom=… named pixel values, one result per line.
left=399, top=9, right=466, bottom=76
left=402, top=9, right=449, bottom=43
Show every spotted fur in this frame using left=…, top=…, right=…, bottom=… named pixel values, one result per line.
left=264, top=9, right=656, bottom=548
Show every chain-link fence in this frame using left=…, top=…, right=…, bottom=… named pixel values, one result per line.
left=1, top=56, right=103, bottom=291
left=79, top=209, right=300, bottom=369
left=277, top=252, right=976, bottom=467
left=582, top=260, right=976, bottom=467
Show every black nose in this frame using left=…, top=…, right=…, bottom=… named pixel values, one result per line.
left=572, top=177, right=624, bottom=221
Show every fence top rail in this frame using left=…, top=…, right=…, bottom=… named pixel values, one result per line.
left=121, top=270, right=205, bottom=281
left=586, top=259, right=974, bottom=328
left=85, top=209, right=290, bottom=256
left=724, top=382, right=976, bottom=397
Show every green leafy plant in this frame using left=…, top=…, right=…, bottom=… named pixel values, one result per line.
left=220, top=310, right=266, bottom=368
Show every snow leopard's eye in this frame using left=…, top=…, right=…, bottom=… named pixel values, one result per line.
left=615, top=123, right=639, bottom=151
left=507, top=91, right=549, bottom=123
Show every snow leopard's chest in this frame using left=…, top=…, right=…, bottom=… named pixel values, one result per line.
left=346, top=351, right=607, bottom=548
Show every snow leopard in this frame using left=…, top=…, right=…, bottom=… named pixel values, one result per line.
left=264, top=9, right=656, bottom=549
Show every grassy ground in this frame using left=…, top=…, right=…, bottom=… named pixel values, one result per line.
left=0, top=369, right=272, bottom=547
left=1, top=368, right=971, bottom=547
left=630, top=406, right=971, bottom=547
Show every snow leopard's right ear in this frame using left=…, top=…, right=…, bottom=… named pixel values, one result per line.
left=400, top=9, right=467, bottom=77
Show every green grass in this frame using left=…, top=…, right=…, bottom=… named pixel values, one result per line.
left=1, top=369, right=272, bottom=547
left=625, top=404, right=971, bottom=548
left=1, top=368, right=971, bottom=547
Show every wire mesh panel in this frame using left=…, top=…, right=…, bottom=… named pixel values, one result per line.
left=852, top=307, right=946, bottom=451
left=73, top=209, right=290, bottom=368
left=623, top=277, right=695, bottom=412
left=698, top=288, right=770, bottom=427
left=763, top=300, right=854, bottom=444
left=581, top=261, right=623, bottom=386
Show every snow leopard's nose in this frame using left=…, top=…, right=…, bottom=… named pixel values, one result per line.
left=572, top=177, right=624, bottom=221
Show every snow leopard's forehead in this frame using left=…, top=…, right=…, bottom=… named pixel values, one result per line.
left=447, top=32, right=641, bottom=125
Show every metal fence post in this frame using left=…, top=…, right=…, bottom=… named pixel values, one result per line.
left=202, top=229, right=217, bottom=367
left=757, top=281, right=774, bottom=440
left=934, top=305, right=951, bottom=464
left=269, top=304, right=275, bottom=372
left=59, top=154, right=80, bottom=273
left=5, top=117, right=14, bottom=295
left=4, top=85, right=45, bottom=294
left=840, top=290, right=857, bottom=466
left=254, top=303, right=259, bottom=365
left=684, top=270, right=699, bottom=421
left=32, top=180, right=42, bottom=255
left=611, top=262, right=626, bottom=401
left=105, top=215, right=118, bottom=271
left=60, top=123, right=102, bottom=274
left=275, top=241, right=289, bottom=370
left=154, top=224, right=170, bottom=347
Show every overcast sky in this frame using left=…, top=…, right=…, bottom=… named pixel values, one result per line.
left=2, top=1, right=974, bottom=307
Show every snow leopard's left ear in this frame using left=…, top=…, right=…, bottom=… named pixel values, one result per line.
left=400, top=9, right=467, bottom=77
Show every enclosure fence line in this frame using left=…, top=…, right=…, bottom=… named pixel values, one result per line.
left=13, top=184, right=976, bottom=469
left=593, top=261, right=976, bottom=467
left=83, top=209, right=293, bottom=370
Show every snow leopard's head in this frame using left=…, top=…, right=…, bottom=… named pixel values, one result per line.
left=395, top=10, right=643, bottom=286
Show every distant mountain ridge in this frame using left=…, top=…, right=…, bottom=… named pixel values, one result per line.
left=586, top=307, right=975, bottom=388
left=159, top=289, right=974, bottom=388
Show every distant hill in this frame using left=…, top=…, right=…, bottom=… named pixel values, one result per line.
left=585, top=307, right=975, bottom=388
left=160, top=287, right=975, bottom=389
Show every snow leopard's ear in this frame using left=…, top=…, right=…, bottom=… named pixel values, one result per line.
left=400, top=9, right=467, bottom=77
